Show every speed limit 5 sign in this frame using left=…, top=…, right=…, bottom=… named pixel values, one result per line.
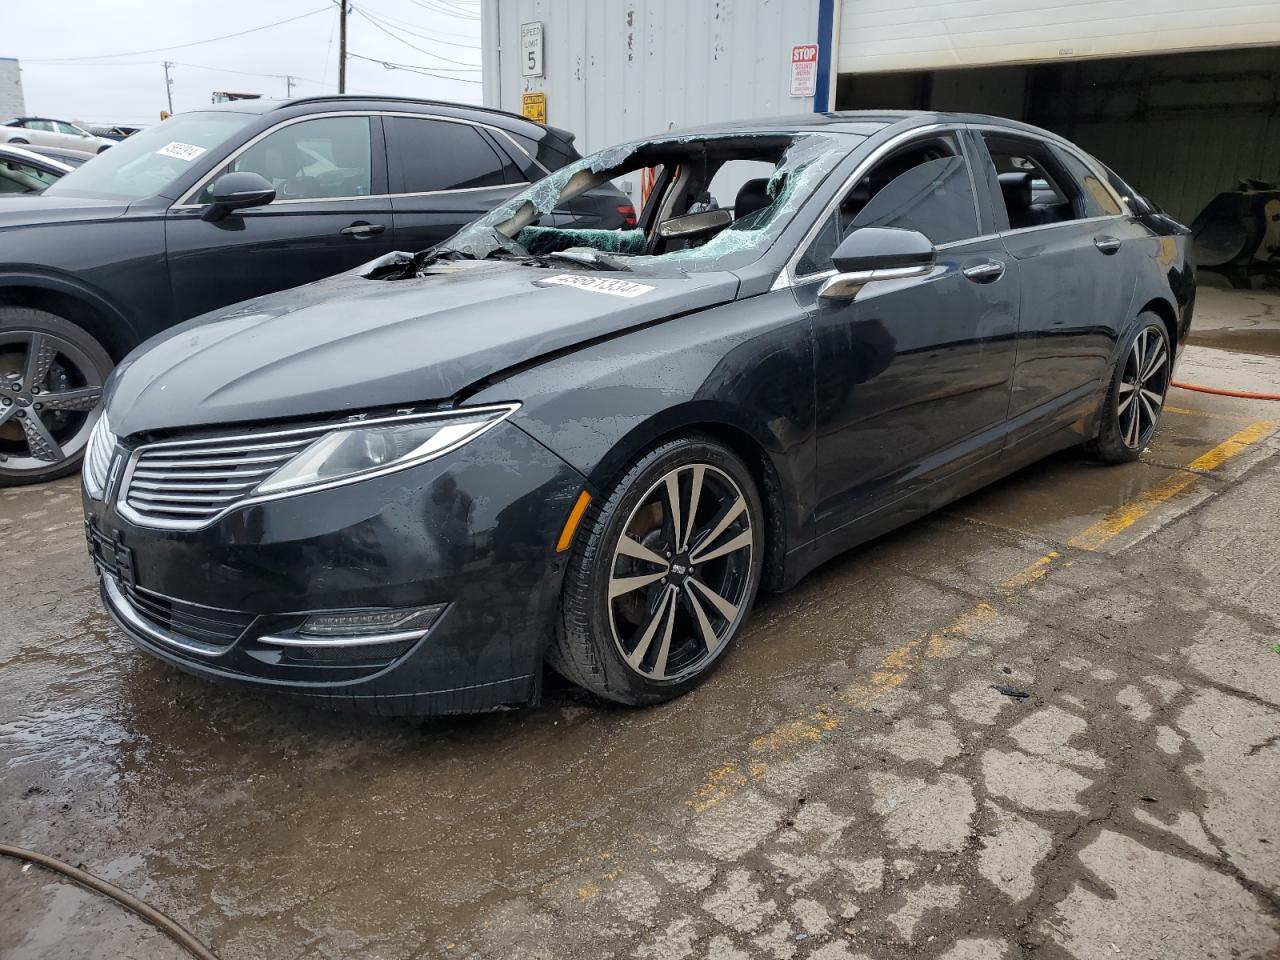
left=521, top=22, right=544, bottom=78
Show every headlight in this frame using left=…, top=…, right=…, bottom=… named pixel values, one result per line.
left=254, top=404, right=517, bottom=496
left=82, top=413, right=115, bottom=499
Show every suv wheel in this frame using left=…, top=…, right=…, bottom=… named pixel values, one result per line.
left=0, top=308, right=112, bottom=487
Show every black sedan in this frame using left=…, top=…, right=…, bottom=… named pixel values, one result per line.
left=0, top=95, right=629, bottom=486
left=82, top=111, right=1193, bottom=715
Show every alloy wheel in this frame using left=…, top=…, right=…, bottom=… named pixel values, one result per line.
left=1117, top=326, right=1169, bottom=450
left=0, top=330, right=104, bottom=478
left=607, top=462, right=755, bottom=682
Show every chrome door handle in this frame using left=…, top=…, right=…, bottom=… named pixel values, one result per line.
left=340, top=222, right=386, bottom=238
left=962, top=260, right=1005, bottom=283
left=1094, top=235, right=1121, bottom=254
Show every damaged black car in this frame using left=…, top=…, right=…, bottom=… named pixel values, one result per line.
left=82, top=112, right=1194, bottom=714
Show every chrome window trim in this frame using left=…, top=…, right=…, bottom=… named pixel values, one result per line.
left=116, top=403, right=520, bottom=531
left=173, top=110, right=538, bottom=209
left=963, top=122, right=1131, bottom=218
left=994, top=213, right=1126, bottom=240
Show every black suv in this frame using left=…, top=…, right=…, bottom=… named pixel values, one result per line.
left=0, top=96, right=633, bottom=485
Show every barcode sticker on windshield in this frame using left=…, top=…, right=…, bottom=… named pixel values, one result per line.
left=155, top=142, right=207, bottom=162
left=539, top=274, right=655, bottom=298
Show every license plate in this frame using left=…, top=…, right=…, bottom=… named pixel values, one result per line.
left=85, top=520, right=136, bottom=589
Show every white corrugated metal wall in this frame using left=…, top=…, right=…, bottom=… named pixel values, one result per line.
left=482, top=0, right=824, bottom=158
left=0, top=59, right=25, bottom=119
left=836, top=0, right=1280, bottom=74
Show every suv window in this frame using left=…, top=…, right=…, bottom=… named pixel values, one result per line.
left=982, top=134, right=1094, bottom=230
left=798, top=132, right=979, bottom=275
left=386, top=117, right=522, bottom=193
left=200, top=115, right=373, bottom=203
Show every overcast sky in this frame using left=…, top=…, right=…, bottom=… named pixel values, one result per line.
left=5, top=0, right=482, bottom=125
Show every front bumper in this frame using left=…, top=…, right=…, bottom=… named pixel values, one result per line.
left=85, top=421, right=585, bottom=715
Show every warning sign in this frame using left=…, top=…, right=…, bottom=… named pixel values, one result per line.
left=790, top=43, right=819, bottom=98
left=522, top=92, right=546, bottom=124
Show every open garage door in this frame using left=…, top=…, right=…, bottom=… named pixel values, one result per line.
left=835, top=47, right=1280, bottom=229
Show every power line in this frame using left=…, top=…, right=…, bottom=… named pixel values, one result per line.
left=346, top=52, right=482, bottom=84
left=400, top=0, right=480, bottom=21
left=350, top=6, right=481, bottom=68
left=360, top=2, right=481, bottom=42
left=25, top=7, right=332, bottom=63
left=355, top=5, right=483, bottom=51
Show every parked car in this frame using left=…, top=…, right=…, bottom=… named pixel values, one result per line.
left=25, top=144, right=97, bottom=168
left=81, top=111, right=1193, bottom=716
left=1, top=117, right=115, bottom=153
left=0, top=143, right=72, bottom=193
left=0, top=95, right=632, bottom=485
left=85, top=124, right=144, bottom=142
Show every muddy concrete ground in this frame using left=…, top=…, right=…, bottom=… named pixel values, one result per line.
left=2, top=286, right=1279, bottom=960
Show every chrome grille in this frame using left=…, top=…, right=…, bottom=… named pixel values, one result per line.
left=82, top=414, right=116, bottom=499
left=120, top=432, right=316, bottom=528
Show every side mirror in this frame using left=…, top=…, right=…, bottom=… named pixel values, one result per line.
left=657, top=208, right=732, bottom=240
left=200, top=171, right=276, bottom=222
left=819, top=226, right=935, bottom=301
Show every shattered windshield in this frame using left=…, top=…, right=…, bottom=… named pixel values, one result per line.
left=426, top=131, right=853, bottom=275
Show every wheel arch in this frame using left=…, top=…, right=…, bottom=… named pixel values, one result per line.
left=580, top=403, right=792, bottom=593
left=1136, top=296, right=1179, bottom=352
left=0, top=273, right=138, bottom=361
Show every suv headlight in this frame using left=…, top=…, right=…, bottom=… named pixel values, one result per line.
left=82, top=413, right=115, bottom=499
left=255, top=404, right=518, bottom=496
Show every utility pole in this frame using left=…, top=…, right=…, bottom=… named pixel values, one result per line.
left=337, top=2, right=348, bottom=94
left=162, top=61, right=174, bottom=115
left=286, top=75, right=296, bottom=98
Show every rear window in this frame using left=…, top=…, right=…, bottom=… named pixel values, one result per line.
left=386, top=117, right=522, bottom=193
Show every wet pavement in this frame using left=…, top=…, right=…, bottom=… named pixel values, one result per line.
left=2, top=286, right=1279, bottom=960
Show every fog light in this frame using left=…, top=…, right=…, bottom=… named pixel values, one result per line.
left=298, top=605, right=445, bottom=639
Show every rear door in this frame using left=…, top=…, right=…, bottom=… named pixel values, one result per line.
left=21, top=120, right=58, bottom=148
left=971, top=130, right=1143, bottom=441
left=797, top=130, right=1020, bottom=535
left=165, top=113, right=399, bottom=319
left=384, top=115, right=526, bottom=253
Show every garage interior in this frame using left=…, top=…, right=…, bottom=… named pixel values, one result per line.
left=837, top=46, right=1280, bottom=227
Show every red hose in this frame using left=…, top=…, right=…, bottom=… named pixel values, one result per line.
left=1170, top=381, right=1280, bottom=401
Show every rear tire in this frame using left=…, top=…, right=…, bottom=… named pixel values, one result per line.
left=550, top=434, right=764, bottom=706
left=0, top=308, right=112, bottom=487
left=1085, top=311, right=1171, bottom=464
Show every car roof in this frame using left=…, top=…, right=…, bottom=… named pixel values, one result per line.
left=200, top=95, right=577, bottom=144
left=666, top=110, right=1069, bottom=143
left=0, top=143, right=72, bottom=171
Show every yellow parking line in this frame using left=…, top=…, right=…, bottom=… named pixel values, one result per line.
left=687, top=419, right=1276, bottom=813
left=1068, top=420, right=1275, bottom=551
left=1164, top=404, right=1257, bottom=423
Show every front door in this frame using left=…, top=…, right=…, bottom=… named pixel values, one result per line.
left=796, top=131, right=1019, bottom=536
left=165, top=114, right=398, bottom=320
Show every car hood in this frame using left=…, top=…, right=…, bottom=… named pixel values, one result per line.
left=106, top=258, right=741, bottom=436
left=0, top=193, right=130, bottom=228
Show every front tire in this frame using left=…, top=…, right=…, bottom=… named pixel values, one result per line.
left=0, top=308, right=112, bottom=487
left=1086, top=311, right=1171, bottom=464
left=551, top=435, right=764, bottom=705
